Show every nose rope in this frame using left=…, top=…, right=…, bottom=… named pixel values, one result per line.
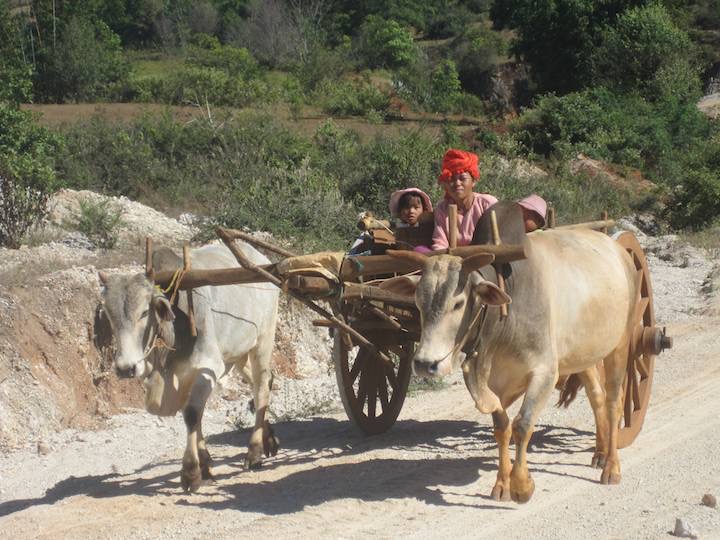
left=430, top=300, right=488, bottom=365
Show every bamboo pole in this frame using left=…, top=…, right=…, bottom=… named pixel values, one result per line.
left=601, top=211, right=609, bottom=235
left=216, top=227, right=393, bottom=366
left=183, top=243, right=197, bottom=337
left=547, top=206, right=556, bottom=229
left=221, top=228, right=297, bottom=258
left=145, top=237, right=153, bottom=278
left=448, top=203, right=458, bottom=248
left=490, top=210, right=508, bottom=318
left=153, top=265, right=278, bottom=290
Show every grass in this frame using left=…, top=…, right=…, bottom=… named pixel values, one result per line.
left=125, top=50, right=184, bottom=81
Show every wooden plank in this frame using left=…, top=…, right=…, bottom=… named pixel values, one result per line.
left=490, top=210, right=508, bottom=319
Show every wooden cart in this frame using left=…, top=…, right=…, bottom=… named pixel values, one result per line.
left=150, top=212, right=671, bottom=449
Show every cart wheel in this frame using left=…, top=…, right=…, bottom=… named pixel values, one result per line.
left=333, top=332, right=413, bottom=434
left=614, top=231, right=656, bottom=449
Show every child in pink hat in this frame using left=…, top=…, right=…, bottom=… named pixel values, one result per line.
left=389, top=188, right=433, bottom=228
left=518, top=194, right=547, bottom=232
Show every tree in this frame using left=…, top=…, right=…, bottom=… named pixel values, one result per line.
left=0, top=2, right=33, bottom=105
left=356, top=15, right=416, bottom=69
left=490, top=0, right=647, bottom=93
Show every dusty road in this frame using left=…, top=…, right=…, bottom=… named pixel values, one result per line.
left=1, top=235, right=720, bottom=539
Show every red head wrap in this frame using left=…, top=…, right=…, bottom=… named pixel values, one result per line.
left=438, top=149, right=480, bottom=184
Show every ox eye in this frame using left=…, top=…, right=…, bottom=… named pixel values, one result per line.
left=454, top=300, right=464, bottom=311
left=140, top=309, right=149, bottom=319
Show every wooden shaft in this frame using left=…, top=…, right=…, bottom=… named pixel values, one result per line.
left=601, top=211, right=609, bottom=234
left=216, top=227, right=392, bottom=365
left=182, top=243, right=197, bottom=337
left=448, top=203, right=458, bottom=249
left=221, top=228, right=297, bottom=258
left=490, top=210, right=508, bottom=319
left=555, top=219, right=615, bottom=231
left=154, top=265, right=278, bottom=290
left=145, top=237, right=153, bottom=278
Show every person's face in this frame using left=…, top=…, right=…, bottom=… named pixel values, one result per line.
left=400, top=199, right=424, bottom=226
left=443, top=172, right=477, bottom=205
left=522, top=208, right=542, bottom=232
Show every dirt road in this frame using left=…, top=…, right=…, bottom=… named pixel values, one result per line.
left=1, top=236, right=719, bottom=539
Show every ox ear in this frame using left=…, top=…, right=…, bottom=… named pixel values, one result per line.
left=386, top=249, right=428, bottom=271
left=152, top=295, right=175, bottom=322
left=474, top=280, right=511, bottom=306
left=461, top=253, right=495, bottom=275
left=98, top=271, right=110, bottom=285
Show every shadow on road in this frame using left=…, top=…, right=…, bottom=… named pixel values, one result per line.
left=0, top=417, right=595, bottom=517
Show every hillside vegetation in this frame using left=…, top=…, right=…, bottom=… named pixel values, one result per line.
left=1, top=0, right=719, bottom=250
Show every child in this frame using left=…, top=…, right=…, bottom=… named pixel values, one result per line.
left=431, top=149, right=497, bottom=251
left=388, top=187, right=433, bottom=227
left=518, top=194, right=547, bottom=232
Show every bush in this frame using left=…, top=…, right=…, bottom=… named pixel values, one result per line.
left=451, top=25, right=507, bottom=96
left=356, top=16, right=417, bottom=69
left=0, top=167, right=51, bottom=249
left=314, top=77, right=391, bottom=117
left=428, top=59, right=462, bottom=113
left=73, top=198, right=124, bottom=249
left=592, top=3, right=700, bottom=101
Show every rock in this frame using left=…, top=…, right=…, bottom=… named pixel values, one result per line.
left=37, top=441, right=51, bottom=455
left=672, top=518, right=699, bottom=539
left=702, top=493, right=717, bottom=508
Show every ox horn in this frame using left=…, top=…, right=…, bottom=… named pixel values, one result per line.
left=461, top=253, right=495, bottom=274
left=386, top=249, right=428, bottom=271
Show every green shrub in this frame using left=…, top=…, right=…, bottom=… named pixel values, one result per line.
left=0, top=167, right=51, bottom=249
left=592, top=3, right=700, bottom=101
left=74, top=198, right=124, bottom=249
left=429, top=60, right=462, bottom=113
left=314, top=77, right=391, bottom=117
left=451, top=25, right=507, bottom=97
left=356, top=16, right=417, bottom=69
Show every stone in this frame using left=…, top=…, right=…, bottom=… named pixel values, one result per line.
left=672, top=518, right=698, bottom=539
left=702, top=493, right=717, bottom=508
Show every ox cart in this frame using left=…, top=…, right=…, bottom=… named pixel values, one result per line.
left=149, top=208, right=671, bottom=450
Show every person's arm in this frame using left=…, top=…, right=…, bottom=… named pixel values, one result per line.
left=431, top=204, right=449, bottom=250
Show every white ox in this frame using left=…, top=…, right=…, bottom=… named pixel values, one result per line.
left=99, top=243, right=279, bottom=492
left=390, top=228, right=636, bottom=503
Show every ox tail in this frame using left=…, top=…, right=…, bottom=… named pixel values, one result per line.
left=556, top=374, right=584, bottom=408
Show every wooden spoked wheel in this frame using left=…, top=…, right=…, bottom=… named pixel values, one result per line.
left=614, top=231, right=656, bottom=449
left=333, top=331, right=413, bottom=435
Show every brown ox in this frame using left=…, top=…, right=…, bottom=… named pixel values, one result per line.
left=390, top=228, right=636, bottom=503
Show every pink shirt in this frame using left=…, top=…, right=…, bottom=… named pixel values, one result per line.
left=431, top=193, right=498, bottom=250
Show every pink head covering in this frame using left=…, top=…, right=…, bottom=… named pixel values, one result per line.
left=389, top=188, right=433, bottom=217
left=518, top=194, right=547, bottom=227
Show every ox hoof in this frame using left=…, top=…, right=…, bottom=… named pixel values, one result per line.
left=591, top=451, right=607, bottom=469
left=200, top=465, right=215, bottom=481
left=600, top=468, right=622, bottom=485
left=244, top=445, right=264, bottom=470
left=264, top=433, right=279, bottom=458
left=510, top=475, right=535, bottom=504
left=491, top=482, right=512, bottom=502
left=181, top=465, right=202, bottom=493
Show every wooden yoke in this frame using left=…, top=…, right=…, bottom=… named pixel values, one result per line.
left=183, top=243, right=198, bottom=337
left=490, top=210, right=508, bottom=319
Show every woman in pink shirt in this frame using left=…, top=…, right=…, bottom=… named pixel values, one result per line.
left=431, top=149, right=498, bottom=251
